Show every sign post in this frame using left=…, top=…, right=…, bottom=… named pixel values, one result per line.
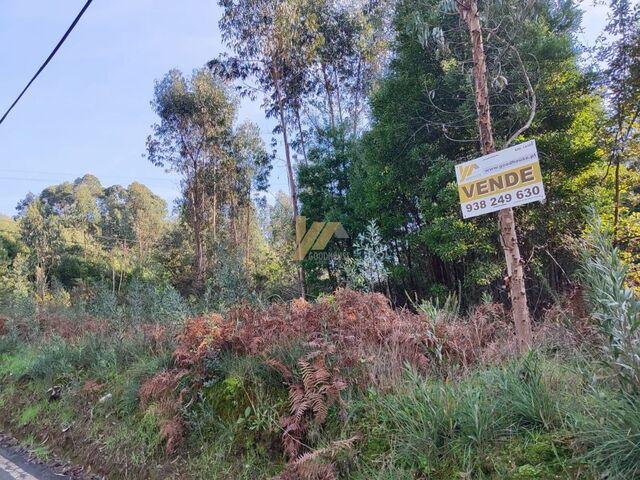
left=455, top=140, right=545, bottom=219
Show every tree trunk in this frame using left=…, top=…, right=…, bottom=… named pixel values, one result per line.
left=212, top=160, right=218, bottom=243
left=458, top=0, right=532, bottom=352
left=271, top=58, right=306, bottom=298
left=119, top=239, right=126, bottom=295
left=321, top=63, right=336, bottom=130
left=295, top=106, right=308, bottom=166
left=193, top=220, right=205, bottom=289
left=334, top=68, right=344, bottom=125
left=244, top=205, right=251, bottom=269
left=613, top=151, right=621, bottom=246
left=190, top=174, right=206, bottom=291
left=352, top=57, right=363, bottom=136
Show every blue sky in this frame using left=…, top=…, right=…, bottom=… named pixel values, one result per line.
left=0, top=0, right=607, bottom=216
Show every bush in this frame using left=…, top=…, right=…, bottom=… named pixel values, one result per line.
left=126, top=278, right=191, bottom=324
left=580, top=214, right=640, bottom=393
left=116, top=351, right=174, bottom=415
left=28, top=336, right=105, bottom=382
left=0, top=292, right=36, bottom=320
left=86, top=283, right=122, bottom=321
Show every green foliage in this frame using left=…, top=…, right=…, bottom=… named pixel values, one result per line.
left=203, top=249, right=256, bottom=311
left=0, top=348, right=38, bottom=379
left=580, top=213, right=640, bottom=393
left=574, top=388, right=640, bottom=479
left=417, top=290, right=460, bottom=322
left=375, top=355, right=568, bottom=477
left=292, top=0, right=607, bottom=303
left=19, top=403, right=42, bottom=427
left=147, top=67, right=271, bottom=292
left=116, top=352, right=173, bottom=415
left=126, top=278, right=191, bottom=323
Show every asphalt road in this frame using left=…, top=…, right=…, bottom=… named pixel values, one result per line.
left=0, top=446, right=69, bottom=480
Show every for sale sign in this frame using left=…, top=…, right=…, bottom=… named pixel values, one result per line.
left=455, top=140, right=546, bottom=219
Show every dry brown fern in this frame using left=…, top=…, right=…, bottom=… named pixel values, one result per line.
left=266, top=358, right=294, bottom=382
left=274, top=435, right=361, bottom=480
left=273, top=351, right=347, bottom=461
left=139, top=369, right=189, bottom=454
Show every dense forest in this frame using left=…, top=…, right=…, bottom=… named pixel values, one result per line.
left=0, top=0, right=637, bottom=314
left=0, top=0, right=639, bottom=478
left=2, top=1, right=640, bottom=314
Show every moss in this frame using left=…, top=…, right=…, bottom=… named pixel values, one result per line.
left=488, top=433, right=581, bottom=479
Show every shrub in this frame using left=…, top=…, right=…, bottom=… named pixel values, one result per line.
left=126, top=278, right=191, bottom=324
left=580, top=214, right=640, bottom=393
left=0, top=319, right=20, bottom=355
left=86, top=282, right=122, bottom=322
left=489, top=355, right=563, bottom=430
left=116, top=351, right=173, bottom=415
left=343, top=220, right=389, bottom=293
left=27, top=335, right=113, bottom=382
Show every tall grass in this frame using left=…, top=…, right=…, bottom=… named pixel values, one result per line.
left=376, top=355, right=569, bottom=477
left=574, top=389, right=640, bottom=479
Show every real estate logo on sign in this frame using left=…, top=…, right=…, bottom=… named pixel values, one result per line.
left=455, top=140, right=546, bottom=219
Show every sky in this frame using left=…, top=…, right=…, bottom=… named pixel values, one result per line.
left=0, top=0, right=609, bottom=216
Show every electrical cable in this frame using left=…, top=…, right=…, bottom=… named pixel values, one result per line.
left=0, top=0, right=94, bottom=126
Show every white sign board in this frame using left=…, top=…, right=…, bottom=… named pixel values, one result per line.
left=455, top=140, right=546, bottom=219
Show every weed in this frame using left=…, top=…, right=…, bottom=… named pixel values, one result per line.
left=375, top=356, right=574, bottom=478
left=0, top=349, right=38, bottom=379
left=23, top=434, right=51, bottom=460
left=115, top=351, right=173, bottom=415
left=19, top=403, right=42, bottom=426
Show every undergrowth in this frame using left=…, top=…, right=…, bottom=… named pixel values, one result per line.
left=0, top=274, right=637, bottom=478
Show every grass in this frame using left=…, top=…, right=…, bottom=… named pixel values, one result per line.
left=0, top=334, right=599, bottom=479
left=344, top=355, right=594, bottom=479
left=23, top=434, right=51, bottom=460
left=0, top=336, right=613, bottom=479
left=573, top=387, right=640, bottom=478
left=0, top=348, right=37, bottom=378
left=19, top=404, right=42, bottom=427
left=0, top=307, right=637, bottom=478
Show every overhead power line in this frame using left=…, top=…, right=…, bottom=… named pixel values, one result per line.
left=0, top=0, right=94, bottom=126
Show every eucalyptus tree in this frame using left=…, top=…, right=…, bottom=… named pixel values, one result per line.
left=146, top=67, right=270, bottom=290
left=313, top=0, right=391, bottom=134
left=16, top=196, right=64, bottom=300
left=598, top=0, right=640, bottom=242
left=124, top=182, right=167, bottom=263
left=213, top=0, right=325, bottom=221
left=341, top=0, right=601, bottom=308
left=213, top=0, right=326, bottom=296
left=455, top=0, right=535, bottom=349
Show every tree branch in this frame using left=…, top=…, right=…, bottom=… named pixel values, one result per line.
left=504, top=44, right=536, bottom=148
